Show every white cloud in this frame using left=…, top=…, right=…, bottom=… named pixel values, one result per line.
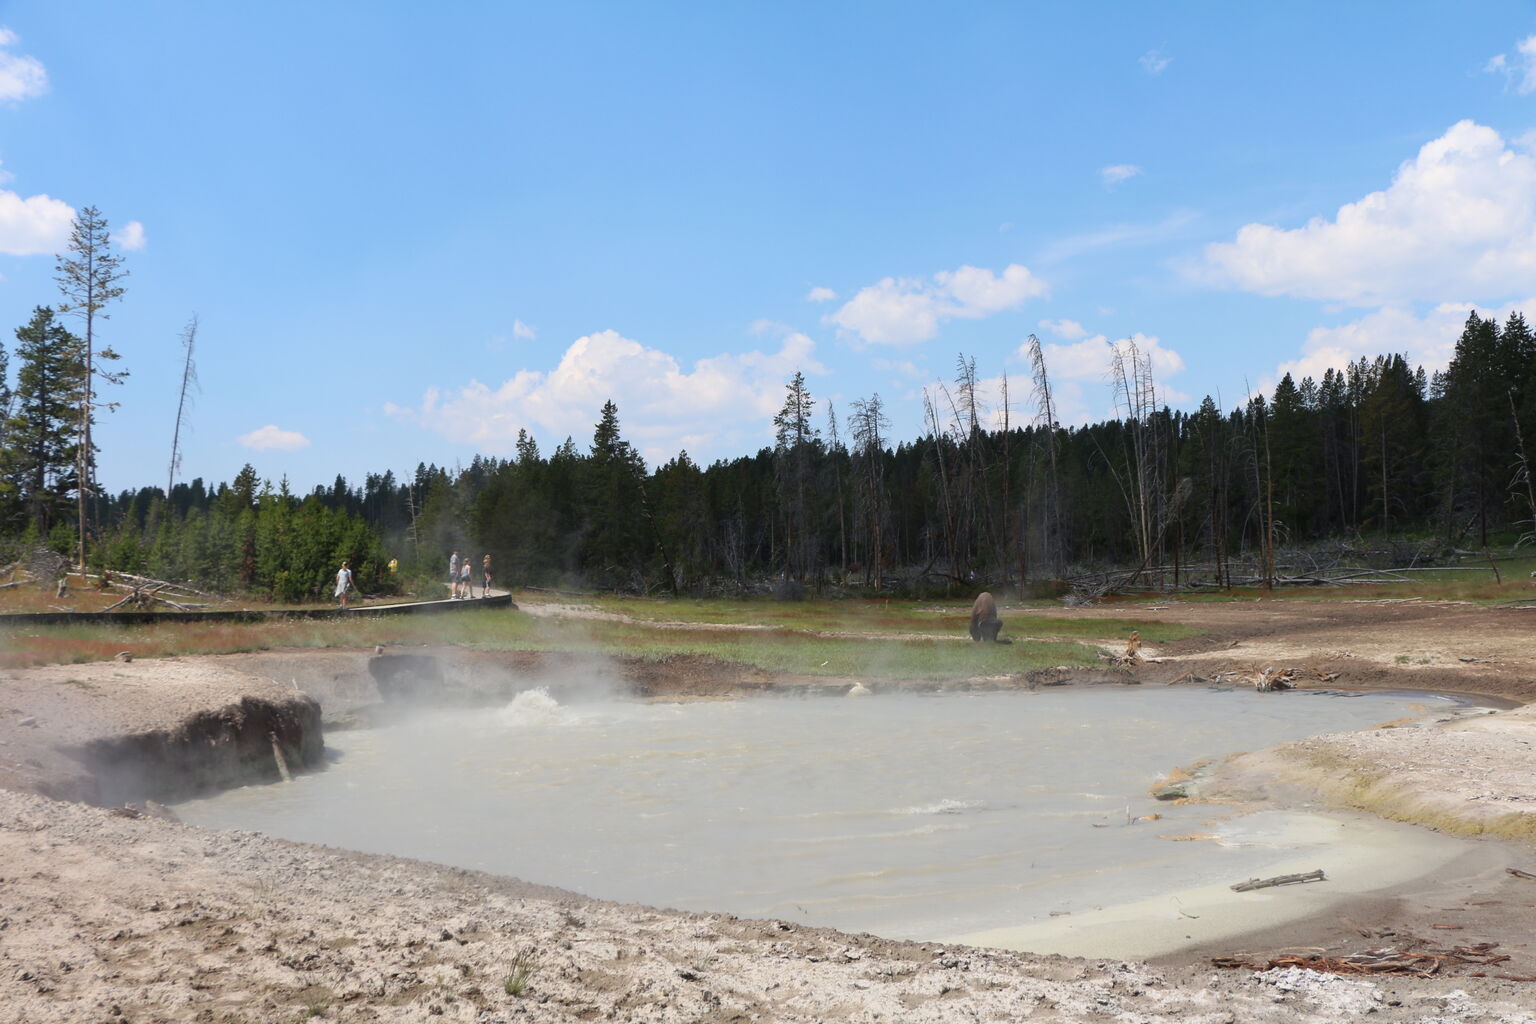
left=0, top=189, right=73, bottom=255
left=393, top=328, right=829, bottom=466
left=825, top=263, right=1047, bottom=346
left=1202, top=120, right=1536, bottom=306
left=1038, top=332, right=1185, bottom=381
left=113, top=220, right=146, bottom=251
left=872, top=357, right=925, bottom=381
left=1037, top=318, right=1088, bottom=340
left=1485, top=35, right=1536, bottom=93
left=1017, top=331, right=1188, bottom=425
left=1037, top=210, right=1197, bottom=264
left=1139, top=50, right=1172, bottom=74
left=1252, top=298, right=1536, bottom=399
left=805, top=285, right=837, bottom=303
left=238, top=425, right=311, bottom=451
left=0, top=28, right=47, bottom=104
left=1100, top=164, right=1142, bottom=188
left=512, top=319, right=535, bottom=340
left=1517, top=36, right=1536, bottom=92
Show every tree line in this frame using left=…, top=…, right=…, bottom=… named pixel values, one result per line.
left=4, top=265, right=1533, bottom=599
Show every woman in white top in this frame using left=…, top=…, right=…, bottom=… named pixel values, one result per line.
left=335, top=560, right=354, bottom=609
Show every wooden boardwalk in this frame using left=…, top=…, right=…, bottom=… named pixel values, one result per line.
left=0, top=589, right=516, bottom=628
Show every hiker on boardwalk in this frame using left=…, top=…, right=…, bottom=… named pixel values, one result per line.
left=449, top=551, right=461, bottom=599
left=482, top=554, right=493, bottom=598
left=335, top=560, right=354, bottom=609
left=459, top=557, right=473, bottom=599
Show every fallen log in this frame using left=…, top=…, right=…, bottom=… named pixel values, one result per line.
left=1213, top=941, right=1509, bottom=977
left=1507, top=867, right=1536, bottom=880
left=1231, top=868, right=1325, bottom=892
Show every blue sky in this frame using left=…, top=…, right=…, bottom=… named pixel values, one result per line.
left=4, top=2, right=1536, bottom=492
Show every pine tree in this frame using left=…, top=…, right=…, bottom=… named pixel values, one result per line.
left=772, top=371, right=819, bottom=582
left=55, top=205, right=129, bottom=569
left=582, top=401, right=649, bottom=586
left=1438, top=312, right=1505, bottom=544
left=4, top=308, right=85, bottom=537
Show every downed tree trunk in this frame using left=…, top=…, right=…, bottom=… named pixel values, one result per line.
left=1231, top=868, right=1325, bottom=892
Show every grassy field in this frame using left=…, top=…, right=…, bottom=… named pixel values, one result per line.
left=0, top=594, right=1163, bottom=677
left=1174, top=556, right=1536, bottom=605
left=7, top=554, right=1535, bottom=677
left=584, top=594, right=1201, bottom=642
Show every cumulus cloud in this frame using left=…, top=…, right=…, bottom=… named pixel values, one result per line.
left=0, top=28, right=47, bottom=104
left=0, top=189, right=73, bottom=255
left=1252, top=298, right=1536, bottom=399
left=1101, top=164, right=1142, bottom=189
left=1139, top=50, right=1172, bottom=74
left=113, top=220, right=146, bottom=251
left=1016, top=331, right=1188, bottom=425
left=826, top=263, right=1047, bottom=346
left=392, top=328, right=828, bottom=466
left=238, top=425, right=311, bottom=451
left=1202, top=120, right=1536, bottom=306
left=1485, top=35, right=1536, bottom=93
left=1038, top=318, right=1088, bottom=340
left=872, top=357, right=925, bottom=381
left=805, top=286, right=837, bottom=303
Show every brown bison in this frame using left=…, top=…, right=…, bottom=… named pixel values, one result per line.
left=969, top=591, right=1004, bottom=642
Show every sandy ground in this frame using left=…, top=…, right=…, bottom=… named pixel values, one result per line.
left=2, top=596, right=1536, bottom=1021
left=0, top=659, right=307, bottom=799
left=5, top=788, right=1536, bottom=1024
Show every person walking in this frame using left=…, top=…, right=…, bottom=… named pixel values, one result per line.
left=449, top=550, right=460, bottom=599
left=482, top=554, right=493, bottom=598
left=335, top=560, right=355, bottom=609
left=459, top=557, right=473, bottom=599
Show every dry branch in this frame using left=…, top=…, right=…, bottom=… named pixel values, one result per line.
left=1231, top=868, right=1325, bottom=892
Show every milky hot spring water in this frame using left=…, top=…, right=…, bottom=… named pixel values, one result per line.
left=177, top=687, right=1469, bottom=947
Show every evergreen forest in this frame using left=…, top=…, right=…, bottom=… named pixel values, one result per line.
left=5, top=276, right=1535, bottom=600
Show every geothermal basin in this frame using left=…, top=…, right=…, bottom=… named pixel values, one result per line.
left=176, top=685, right=1483, bottom=958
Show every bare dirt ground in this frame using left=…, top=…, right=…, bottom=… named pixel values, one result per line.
left=1087, top=596, right=1536, bottom=703
left=2, top=596, right=1535, bottom=1022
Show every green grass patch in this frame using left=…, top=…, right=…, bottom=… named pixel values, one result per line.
left=0, top=602, right=1105, bottom=677
left=579, top=594, right=1202, bottom=643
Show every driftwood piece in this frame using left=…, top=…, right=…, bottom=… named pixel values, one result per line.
left=103, top=582, right=169, bottom=612
left=1231, top=868, right=1325, bottom=892
left=103, top=571, right=226, bottom=603
left=1212, top=941, right=1509, bottom=977
left=1508, top=867, right=1536, bottom=880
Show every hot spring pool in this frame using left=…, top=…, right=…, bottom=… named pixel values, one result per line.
left=175, top=686, right=1471, bottom=949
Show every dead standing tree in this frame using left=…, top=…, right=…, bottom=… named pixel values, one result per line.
left=1025, top=334, right=1064, bottom=576
left=167, top=315, right=199, bottom=499
left=772, top=371, right=819, bottom=584
left=849, top=394, right=890, bottom=589
left=1108, top=337, right=1163, bottom=584
left=1509, top=390, right=1536, bottom=548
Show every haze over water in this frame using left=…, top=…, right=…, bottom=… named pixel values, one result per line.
left=179, top=687, right=1455, bottom=942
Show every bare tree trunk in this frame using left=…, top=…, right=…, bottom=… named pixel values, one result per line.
left=167, top=315, right=199, bottom=499
left=1025, top=335, right=1063, bottom=575
left=1510, top=391, right=1536, bottom=543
